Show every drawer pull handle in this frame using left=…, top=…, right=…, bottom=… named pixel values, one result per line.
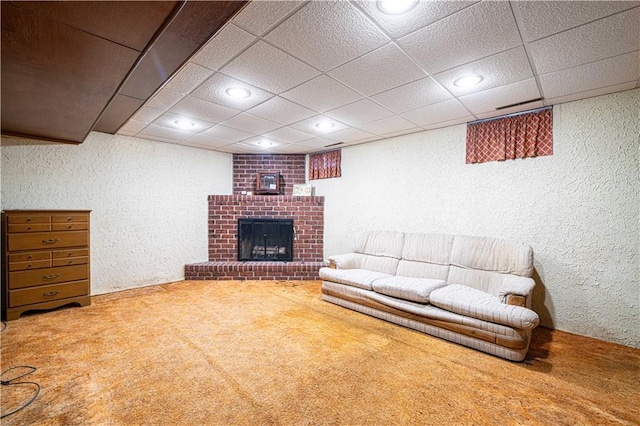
left=43, top=291, right=60, bottom=297
left=27, top=217, right=32, bottom=222
left=42, top=274, right=61, bottom=280
left=67, top=217, right=72, bottom=221
left=42, top=238, right=60, bottom=244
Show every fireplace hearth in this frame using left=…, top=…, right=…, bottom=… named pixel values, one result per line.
left=238, top=218, right=293, bottom=262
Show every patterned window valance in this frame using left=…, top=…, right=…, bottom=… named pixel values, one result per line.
left=309, top=149, right=341, bottom=180
left=466, top=107, right=553, bottom=164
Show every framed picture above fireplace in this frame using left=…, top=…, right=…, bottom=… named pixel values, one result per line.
left=256, top=171, right=280, bottom=195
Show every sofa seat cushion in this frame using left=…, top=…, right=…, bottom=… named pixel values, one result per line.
left=429, top=284, right=540, bottom=330
left=319, top=267, right=391, bottom=291
left=371, top=276, right=447, bottom=304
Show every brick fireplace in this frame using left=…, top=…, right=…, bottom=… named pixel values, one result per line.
left=185, top=154, right=326, bottom=280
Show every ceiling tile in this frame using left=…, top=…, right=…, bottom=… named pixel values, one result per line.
left=545, top=81, right=638, bottom=106
left=458, top=78, right=541, bottom=115
left=190, top=24, right=256, bottom=71
left=191, top=73, right=274, bottom=110
left=328, top=43, right=427, bottom=96
left=325, top=128, right=373, bottom=143
left=118, top=120, right=148, bottom=135
left=231, top=1, right=302, bottom=36
left=297, top=137, right=344, bottom=151
left=221, top=112, right=281, bottom=134
left=201, top=124, right=253, bottom=143
left=401, top=99, right=470, bottom=127
left=221, top=41, right=320, bottom=93
left=379, top=128, right=423, bottom=139
left=247, top=96, right=316, bottom=125
left=371, top=77, right=452, bottom=113
left=184, top=133, right=235, bottom=148
left=263, top=127, right=314, bottom=143
left=138, top=124, right=195, bottom=142
left=145, top=89, right=184, bottom=111
left=398, top=1, right=521, bottom=74
left=514, top=1, right=639, bottom=42
left=170, top=96, right=239, bottom=123
left=271, top=143, right=310, bottom=154
left=355, top=0, right=478, bottom=39
left=265, top=1, right=389, bottom=72
left=152, top=111, right=215, bottom=132
left=473, top=101, right=545, bottom=121
left=529, top=8, right=640, bottom=75
left=290, top=115, right=350, bottom=136
left=539, top=51, right=639, bottom=99
left=130, top=106, right=163, bottom=123
left=281, top=75, right=363, bottom=113
left=325, top=99, right=393, bottom=126
left=358, top=115, right=417, bottom=135
left=161, top=62, right=213, bottom=94
left=223, top=142, right=266, bottom=154
left=433, top=47, right=534, bottom=96
left=421, top=115, right=474, bottom=131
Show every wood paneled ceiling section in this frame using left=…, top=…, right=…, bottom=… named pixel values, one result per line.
left=0, top=1, right=247, bottom=144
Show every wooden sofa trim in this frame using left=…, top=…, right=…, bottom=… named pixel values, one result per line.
left=506, top=295, right=527, bottom=307
left=322, top=286, right=528, bottom=350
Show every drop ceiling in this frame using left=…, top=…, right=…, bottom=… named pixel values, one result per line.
left=3, top=1, right=639, bottom=154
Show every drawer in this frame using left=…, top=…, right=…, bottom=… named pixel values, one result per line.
left=8, top=223, right=51, bottom=233
left=9, top=280, right=89, bottom=308
left=9, top=259, right=52, bottom=272
left=9, top=252, right=51, bottom=262
left=51, top=214, right=88, bottom=223
left=52, top=223, right=88, bottom=231
left=6, top=215, right=50, bottom=224
left=53, top=256, right=88, bottom=267
left=7, top=231, right=88, bottom=251
left=53, top=248, right=89, bottom=258
left=9, top=264, right=89, bottom=289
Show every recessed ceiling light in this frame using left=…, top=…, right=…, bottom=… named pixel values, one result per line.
left=174, top=120, right=195, bottom=129
left=453, top=74, right=484, bottom=88
left=258, top=140, right=274, bottom=148
left=315, top=121, right=335, bottom=131
left=226, top=87, right=251, bottom=98
left=377, top=0, right=418, bottom=15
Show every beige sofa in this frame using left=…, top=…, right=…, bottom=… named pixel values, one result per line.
left=319, top=231, right=539, bottom=361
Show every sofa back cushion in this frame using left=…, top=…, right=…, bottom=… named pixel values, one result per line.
left=353, top=230, right=405, bottom=258
left=351, top=231, right=404, bottom=275
left=450, top=235, right=533, bottom=277
left=396, top=233, right=454, bottom=280
left=356, top=253, right=401, bottom=275
left=447, top=235, right=534, bottom=296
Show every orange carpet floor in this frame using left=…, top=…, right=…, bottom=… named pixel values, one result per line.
left=1, top=280, right=638, bottom=425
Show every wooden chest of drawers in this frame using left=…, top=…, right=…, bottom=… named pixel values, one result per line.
left=1, top=210, right=91, bottom=320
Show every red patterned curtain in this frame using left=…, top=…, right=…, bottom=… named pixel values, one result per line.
left=466, top=108, right=553, bottom=164
left=309, top=149, right=341, bottom=180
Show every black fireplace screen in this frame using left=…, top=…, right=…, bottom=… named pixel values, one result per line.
left=238, top=218, right=293, bottom=261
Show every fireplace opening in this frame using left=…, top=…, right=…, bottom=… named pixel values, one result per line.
left=238, top=218, right=293, bottom=262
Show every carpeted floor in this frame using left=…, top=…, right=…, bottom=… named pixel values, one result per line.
left=1, top=280, right=638, bottom=425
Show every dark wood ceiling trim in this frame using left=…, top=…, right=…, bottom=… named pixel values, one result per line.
left=93, top=1, right=249, bottom=134
left=0, top=1, right=247, bottom=144
left=0, top=1, right=178, bottom=144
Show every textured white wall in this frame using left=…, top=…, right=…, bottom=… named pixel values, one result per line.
left=1, top=132, right=232, bottom=294
left=313, top=89, right=639, bottom=348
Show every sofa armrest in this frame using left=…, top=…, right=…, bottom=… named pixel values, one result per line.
left=327, top=253, right=361, bottom=270
left=499, top=276, right=535, bottom=307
